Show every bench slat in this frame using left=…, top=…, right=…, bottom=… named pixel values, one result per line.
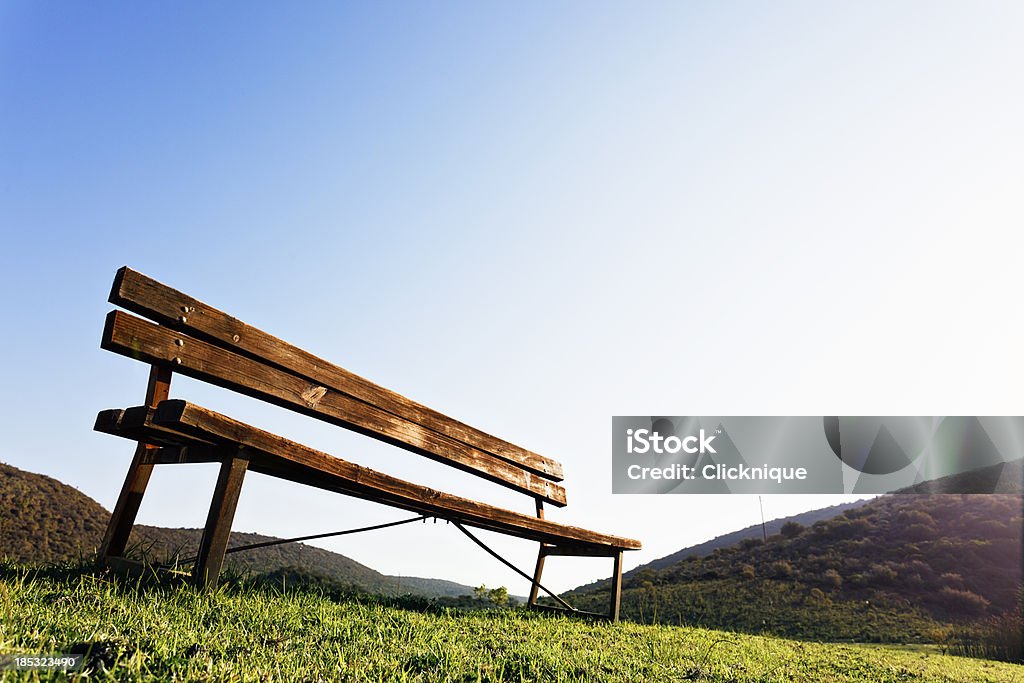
left=110, top=267, right=564, bottom=481
left=95, top=401, right=641, bottom=551
left=102, top=310, right=568, bottom=506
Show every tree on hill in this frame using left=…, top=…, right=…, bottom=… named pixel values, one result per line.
left=780, top=521, right=803, bottom=538
left=473, top=584, right=510, bottom=606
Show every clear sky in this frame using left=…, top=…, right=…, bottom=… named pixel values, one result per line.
left=1, top=2, right=1022, bottom=594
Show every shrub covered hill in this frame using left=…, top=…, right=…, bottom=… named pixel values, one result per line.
left=0, top=462, right=473, bottom=598
left=563, top=493, right=1023, bottom=645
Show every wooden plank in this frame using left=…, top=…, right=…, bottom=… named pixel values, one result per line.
left=95, top=407, right=218, bottom=448
left=194, top=452, right=248, bottom=587
left=99, top=365, right=171, bottom=560
left=540, top=545, right=620, bottom=558
left=153, top=400, right=637, bottom=549
left=279, top=466, right=616, bottom=547
left=246, top=460, right=568, bottom=544
left=140, top=446, right=223, bottom=465
left=92, top=399, right=640, bottom=549
left=109, top=267, right=564, bottom=481
left=101, top=310, right=567, bottom=506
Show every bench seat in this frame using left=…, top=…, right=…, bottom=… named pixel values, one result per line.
left=96, top=400, right=641, bottom=552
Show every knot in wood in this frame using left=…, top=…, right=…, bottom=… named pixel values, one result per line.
left=301, top=385, right=328, bottom=407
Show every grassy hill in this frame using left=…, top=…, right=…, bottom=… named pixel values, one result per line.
left=563, top=494, right=1023, bottom=654
left=0, top=462, right=473, bottom=599
left=1, top=563, right=1021, bottom=682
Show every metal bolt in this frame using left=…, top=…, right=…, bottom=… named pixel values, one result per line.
left=179, top=316, right=187, bottom=324
left=175, top=339, right=184, bottom=347
left=172, top=357, right=182, bottom=365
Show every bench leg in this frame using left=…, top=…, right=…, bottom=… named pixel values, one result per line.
left=609, top=550, right=623, bottom=622
left=528, top=544, right=547, bottom=607
left=99, top=444, right=156, bottom=560
left=100, top=365, right=172, bottom=561
left=527, top=499, right=547, bottom=608
left=194, top=451, right=248, bottom=588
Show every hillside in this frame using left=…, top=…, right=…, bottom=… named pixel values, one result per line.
left=127, top=526, right=475, bottom=598
left=1, top=563, right=1021, bottom=681
left=564, top=494, right=1023, bottom=647
left=0, top=462, right=473, bottom=598
left=573, top=500, right=869, bottom=600
left=0, top=462, right=110, bottom=563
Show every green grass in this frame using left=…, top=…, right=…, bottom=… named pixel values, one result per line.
left=1, top=564, right=1021, bottom=682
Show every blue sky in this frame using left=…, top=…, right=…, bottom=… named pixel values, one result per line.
left=2, top=2, right=1022, bottom=593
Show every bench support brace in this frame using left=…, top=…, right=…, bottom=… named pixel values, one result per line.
left=526, top=501, right=625, bottom=622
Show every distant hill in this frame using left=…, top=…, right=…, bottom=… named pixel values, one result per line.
left=125, top=526, right=476, bottom=598
left=0, top=462, right=110, bottom=563
left=645, top=500, right=868, bottom=574
left=0, top=462, right=474, bottom=598
left=894, top=458, right=1023, bottom=494
left=568, top=500, right=870, bottom=598
left=563, top=494, right=1023, bottom=643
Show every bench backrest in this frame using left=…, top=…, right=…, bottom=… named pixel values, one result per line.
left=101, top=267, right=567, bottom=506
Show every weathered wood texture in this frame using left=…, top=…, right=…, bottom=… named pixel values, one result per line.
left=95, top=401, right=640, bottom=550
left=98, top=365, right=171, bottom=559
left=110, top=267, right=563, bottom=481
left=95, top=408, right=217, bottom=448
left=102, top=310, right=567, bottom=507
left=141, top=446, right=223, bottom=465
left=528, top=549, right=547, bottom=606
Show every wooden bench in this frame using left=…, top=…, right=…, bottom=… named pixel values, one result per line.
left=94, top=267, right=640, bottom=619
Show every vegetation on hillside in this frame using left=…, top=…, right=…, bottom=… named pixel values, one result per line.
left=0, top=463, right=109, bottom=564
left=570, top=500, right=869, bottom=597
left=1, top=562, right=1021, bottom=682
left=564, top=494, right=1022, bottom=658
